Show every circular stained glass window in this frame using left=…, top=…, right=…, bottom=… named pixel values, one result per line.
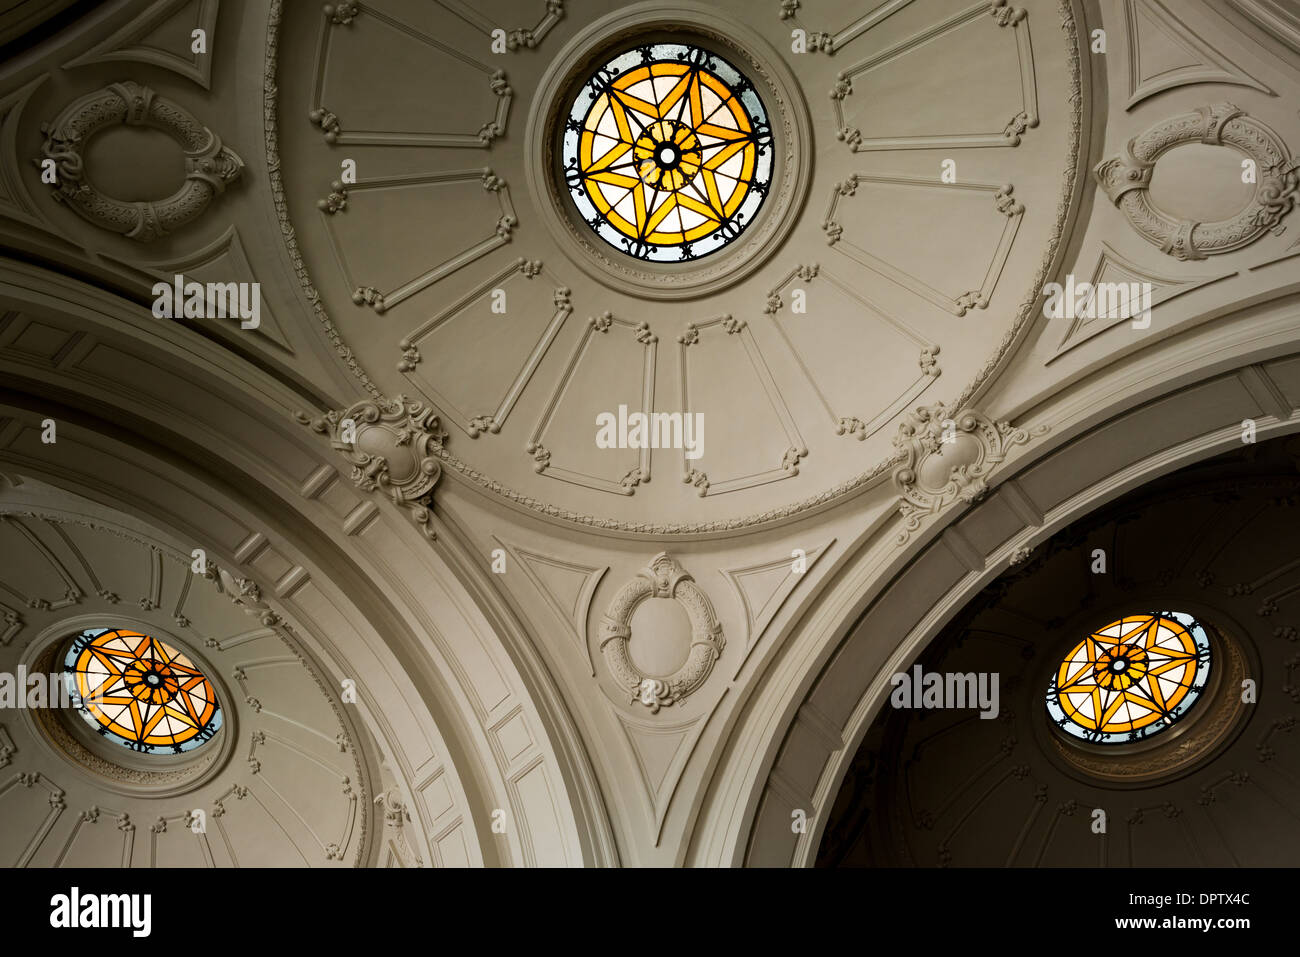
left=63, top=628, right=222, bottom=754
left=562, top=42, right=773, bottom=261
left=1046, top=612, right=1211, bottom=745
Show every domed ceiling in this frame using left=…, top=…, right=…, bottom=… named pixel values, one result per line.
left=0, top=477, right=377, bottom=867
left=819, top=439, right=1300, bottom=867
left=272, top=0, right=1084, bottom=531
left=3, top=0, right=1297, bottom=872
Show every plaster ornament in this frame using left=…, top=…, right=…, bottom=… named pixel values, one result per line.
left=375, top=787, right=424, bottom=867
left=892, top=403, right=1048, bottom=544
left=598, top=553, right=725, bottom=713
left=39, top=81, right=243, bottom=241
left=1094, top=103, right=1299, bottom=260
left=295, top=395, right=447, bottom=540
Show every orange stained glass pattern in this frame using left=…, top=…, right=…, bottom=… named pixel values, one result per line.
left=64, top=628, right=222, bottom=753
left=563, top=43, right=772, bottom=261
left=1046, top=612, right=1211, bottom=744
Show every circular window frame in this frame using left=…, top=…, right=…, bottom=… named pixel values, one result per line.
left=20, top=614, right=236, bottom=798
left=560, top=40, right=775, bottom=263
left=525, top=2, right=812, bottom=300
left=1046, top=610, right=1212, bottom=747
left=1032, top=599, right=1254, bottom=787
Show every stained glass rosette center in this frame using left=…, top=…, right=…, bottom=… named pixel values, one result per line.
left=63, top=628, right=222, bottom=754
left=1046, top=612, right=1211, bottom=744
left=562, top=42, right=773, bottom=261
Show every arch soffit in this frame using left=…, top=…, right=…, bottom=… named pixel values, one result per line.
left=700, top=293, right=1300, bottom=868
left=0, top=261, right=596, bottom=865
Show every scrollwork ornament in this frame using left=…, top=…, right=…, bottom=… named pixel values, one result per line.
left=598, top=553, right=724, bottom=712
left=39, top=81, right=244, bottom=241
left=892, top=404, right=1048, bottom=544
left=295, top=395, right=447, bottom=540
left=374, top=787, right=423, bottom=867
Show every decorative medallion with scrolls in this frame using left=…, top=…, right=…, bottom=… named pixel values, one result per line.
left=892, top=403, right=1049, bottom=544
left=295, top=396, right=447, bottom=540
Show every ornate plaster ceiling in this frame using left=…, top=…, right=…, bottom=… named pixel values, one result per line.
left=0, top=0, right=1298, bottom=872
left=271, top=0, right=1085, bottom=531
left=0, top=477, right=377, bottom=867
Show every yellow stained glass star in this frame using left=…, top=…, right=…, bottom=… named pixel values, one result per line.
left=569, top=44, right=771, bottom=260
left=1047, top=613, right=1209, bottom=743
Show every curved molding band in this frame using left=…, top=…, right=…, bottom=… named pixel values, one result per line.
left=1094, top=102, right=1299, bottom=260
left=40, top=81, right=244, bottom=242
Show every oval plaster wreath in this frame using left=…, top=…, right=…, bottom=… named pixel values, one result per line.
left=598, top=553, right=725, bottom=713
left=40, top=80, right=244, bottom=242
left=1094, top=102, right=1298, bottom=261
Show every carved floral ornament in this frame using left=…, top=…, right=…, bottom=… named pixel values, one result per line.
left=39, top=81, right=244, bottom=242
left=295, top=396, right=447, bottom=539
left=892, top=403, right=1048, bottom=545
left=598, top=553, right=725, bottom=713
left=1094, top=103, right=1299, bottom=260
